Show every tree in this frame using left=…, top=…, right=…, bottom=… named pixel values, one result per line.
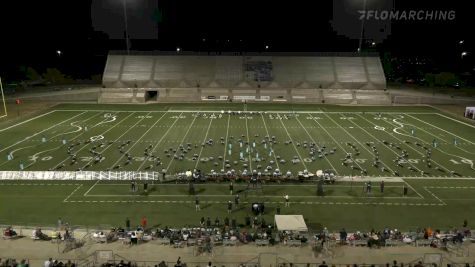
left=434, top=72, right=457, bottom=87
left=424, top=73, right=436, bottom=87
left=43, top=68, right=68, bottom=85
left=25, top=67, right=42, bottom=81
left=381, top=52, right=395, bottom=81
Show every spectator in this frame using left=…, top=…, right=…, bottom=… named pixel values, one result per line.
left=141, top=216, right=148, bottom=229
left=3, top=226, right=18, bottom=238
left=319, top=261, right=328, bottom=267
left=126, top=218, right=131, bottom=231
left=340, top=228, right=348, bottom=244
left=227, top=201, right=232, bottom=214
left=45, top=258, right=53, bottom=267
left=18, top=259, right=28, bottom=267
left=195, top=196, right=201, bottom=211
left=284, top=194, right=290, bottom=207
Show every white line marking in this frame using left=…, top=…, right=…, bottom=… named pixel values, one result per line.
left=0, top=111, right=87, bottom=154
left=164, top=112, right=199, bottom=172
left=0, top=110, right=56, bottom=133
left=137, top=111, right=183, bottom=171
left=278, top=115, right=307, bottom=169
left=52, top=112, right=135, bottom=169
left=406, top=114, right=475, bottom=146
left=295, top=114, right=339, bottom=175
left=423, top=186, right=446, bottom=205
left=436, top=113, right=475, bottom=129
left=260, top=113, right=280, bottom=170
left=222, top=114, right=231, bottom=170
left=109, top=112, right=166, bottom=169
left=83, top=180, right=101, bottom=196
left=63, top=184, right=83, bottom=202
left=54, top=109, right=440, bottom=114
left=244, top=113, right=253, bottom=170
left=194, top=117, right=215, bottom=169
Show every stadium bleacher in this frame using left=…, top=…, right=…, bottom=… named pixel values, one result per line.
left=100, top=52, right=387, bottom=104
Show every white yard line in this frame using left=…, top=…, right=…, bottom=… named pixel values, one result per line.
left=358, top=114, right=451, bottom=173
left=51, top=112, right=136, bottom=169
left=108, top=112, right=167, bottom=169
left=436, top=113, right=475, bottom=129
left=83, top=180, right=101, bottom=196
left=194, top=117, right=215, bottom=169
left=340, top=113, right=425, bottom=175
left=406, top=114, right=475, bottom=146
left=0, top=110, right=56, bottom=133
left=277, top=115, right=307, bottom=170
left=50, top=112, right=104, bottom=139
left=244, top=113, right=253, bottom=170
left=388, top=114, right=475, bottom=157
left=294, top=114, right=339, bottom=175
left=222, top=114, right=231, bottom=170
left=422, top=187, right=446, bottom=205
left=83, top=193, right=421, bottom=199
left=322, top=113, right=397, bottom=174
left=63, top=184, right=83, bottom=202
left=55, top=109, right=439, bottom=115
left=62, top=199, right=445, bottom=206
left=260, top=113, right=280, bottom=170
left=402, top=180, right=425, bottom=199
left=0, top=111, right=87, bottom=154
left=164, top=113, right=199, bottom=173
left=136, top=112, right=184, bottom=171
left=13, top=112, right=105, bottom=169
left=307, top=114, right=365, bottom=173
left=23, top=112, right=120, bottom=169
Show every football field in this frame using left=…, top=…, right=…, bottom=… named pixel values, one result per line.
left=1, top=103, right=475, bottom=231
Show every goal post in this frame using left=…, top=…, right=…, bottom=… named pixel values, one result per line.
left=0, top=77, right=7, bottom=118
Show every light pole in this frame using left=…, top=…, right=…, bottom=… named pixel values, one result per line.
left=358, top=0, right=367, bottom=53
left=123, top=0, right=130, bottom=54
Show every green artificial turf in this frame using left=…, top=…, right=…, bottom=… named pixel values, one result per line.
left=0, top=103, right=474, bottom=231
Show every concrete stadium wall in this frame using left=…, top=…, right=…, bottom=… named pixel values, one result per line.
left=98, top=87, right=394, bottom=105
left=7, top=88, right=100, bottom=102
left=102, top=53, right=387, bottom=91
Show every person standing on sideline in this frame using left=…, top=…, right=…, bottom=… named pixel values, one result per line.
left=195, top=196, right=201, bottom=211
left=125, top=218, right=130, bottom=231
left=143, top=181, right=148, bottom=193
left=234, top=194, right=240, bottom=207
left=366, top=181, right=372, bottom=194
left=380, top=180, right=385, bottom=193
left=284, top=194, right=290, bottom=207
left=227, top=201, right=232, bottom=214
left=403, top=184, right=408, bottom=197
left=229, top=181, right=234, bottom=195
left=130, top=180, right=135, bottom=192
left=141, top=216, right=147, bottom=230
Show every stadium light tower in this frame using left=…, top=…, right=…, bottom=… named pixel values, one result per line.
left=123, top=0, right=130, bottom=54
left=358, top=0, right=367, bottom=53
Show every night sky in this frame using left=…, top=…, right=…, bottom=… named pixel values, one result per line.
left=0, top=0, right=473, bottom=82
